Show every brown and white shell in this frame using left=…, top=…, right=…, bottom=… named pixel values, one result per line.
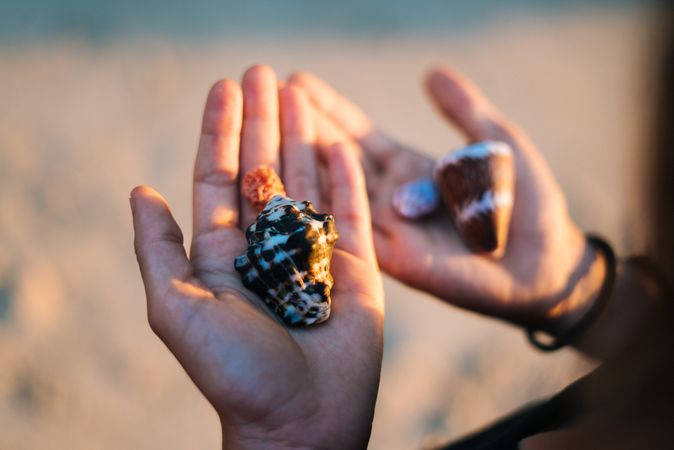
left=433, top=141, right=515, bottom=258
left=234, top=195, right=339, bottom=326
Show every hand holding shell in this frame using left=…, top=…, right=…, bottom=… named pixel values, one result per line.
left=392, top=140, right=515, bottom=258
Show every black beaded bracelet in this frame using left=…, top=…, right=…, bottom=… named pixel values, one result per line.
left=526, top=234, right=617, bottom=352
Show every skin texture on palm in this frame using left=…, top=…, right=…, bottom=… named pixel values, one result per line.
left=131, top=66, right=383, bottom=450
left=288, top=68, right=607, bottom=333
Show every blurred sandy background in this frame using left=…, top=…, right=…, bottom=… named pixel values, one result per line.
left=0, top=1, right=656, bottom=448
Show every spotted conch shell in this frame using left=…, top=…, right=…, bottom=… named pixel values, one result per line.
left=235, top=195, right=339, bottom=326
left=433, top=141, right=515, bottom=258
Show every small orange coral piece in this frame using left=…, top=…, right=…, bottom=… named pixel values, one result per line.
left=242, top=166, right=287, bottom=211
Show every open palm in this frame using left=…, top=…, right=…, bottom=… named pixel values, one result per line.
left=289, top=68, right=603, bottom=332
left=131, top=66, right=383, bottom=449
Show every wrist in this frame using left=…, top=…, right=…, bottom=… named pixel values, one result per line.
left=572, top=257, right=669, bottom=357
left=222, top=427, right=368, bottom=450
left=221, top=420, right=315, bottom=450
left=525, top=232, right=668, bottom=357
left=220, top=412, right=371, bottom=450
left=546, top=242, right=608, bottom=336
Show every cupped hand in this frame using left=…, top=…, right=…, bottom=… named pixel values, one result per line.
left=131, top=65, right=383, bottom=450
left=288, top=68, right=606, bottom=333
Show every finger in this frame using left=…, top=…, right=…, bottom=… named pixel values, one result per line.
left=425, top=66, right=566, bottom=229
left=424, top=66, right=531, bottom=149
left=279, top=85, right=320, bottom=205
left=328, top=143, right=376, bottom=264
left=130, top=186, right=204, bottom=327
left=287, top=77, right=381, bottom=192
left=193, top=80, right=243, bottom=237
left=310, top=105, right=381, bottom=192
left=312, top=105, right=359, bottom=160
left=305, top=106, right=376, bottom=204
left=132, top=186, right=191, bottom=288
left=288, top=71, right=396, bottom=163
left=240, top=65, right=281, bottom=226
left=288, top=71, right=372, bottom=138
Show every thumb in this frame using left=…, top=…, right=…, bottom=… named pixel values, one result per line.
left=131, top=185, right=202, bottom=337
left=424, top=66, right=523, bottom=145
left=424, top=66, right=567, bottom=223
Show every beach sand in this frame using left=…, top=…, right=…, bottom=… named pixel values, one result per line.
left=0, top=7, right=653, bottom=449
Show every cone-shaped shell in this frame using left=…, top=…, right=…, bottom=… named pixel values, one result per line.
left=234, top=195, right=339, bottom=326
left=433, top=141, right=515, bottom=257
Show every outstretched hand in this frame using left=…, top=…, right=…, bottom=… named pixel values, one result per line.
left=289, top=68, right=606, bottom=333
left=131, top=65, right=383, bottom=449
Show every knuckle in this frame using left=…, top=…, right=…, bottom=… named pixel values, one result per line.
left=340, top=210, right=363, bottom=227
left=288, top=168, right=318, bottom=192
left=195, top=167, right=238, bottom=188
left=291, top=165, right=317, bottom=185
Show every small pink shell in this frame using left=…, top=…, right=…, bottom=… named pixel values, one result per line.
left=392, top=177, right=440, bottom=220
